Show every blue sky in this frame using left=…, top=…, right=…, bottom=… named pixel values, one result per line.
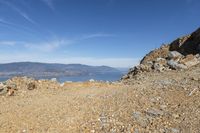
left=0, top=0, right=199, bottom=67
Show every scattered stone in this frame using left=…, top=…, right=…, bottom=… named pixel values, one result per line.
left=172, top=114, right=180, bottom=119
left=6, top=86, right=15, bottom=96
left=132, top=112, right=149, bottom=128
left=146, top=109, right=164, bottom=117
left=0, top=88, right=7, bottom=95
left=170, top=128, right=180, bottom=133
left=191, top=77, right=199, bottom=81
left=160, top=105, right=167, bottom=110
left=22, top=129, right=27, bottom=133
left=188, top=88, right=198, bottom=96
left=27, top=82, right=36, bottom=90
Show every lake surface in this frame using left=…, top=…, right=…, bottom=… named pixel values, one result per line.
left=0, top=73, right=124, bottom=83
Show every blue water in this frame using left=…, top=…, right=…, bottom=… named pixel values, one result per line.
left=0, top=73, right=123, bottom=83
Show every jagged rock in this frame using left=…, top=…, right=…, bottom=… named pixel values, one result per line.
left=170, top=28, right=200, bottom=55
left=179, top=54, right=200, bottom=67
left=139, top=64, right=152, bottom=72
left=155, top=58, right=167, bottom=65
left=0, top=82, right=17, bottom=96
left=140, top=44, right=170, bottom=64
left=153, top=58, right=168, bottom=72
left=153, top=63, right=165, bottom=72
left=169, top=35, right=191, bottom=52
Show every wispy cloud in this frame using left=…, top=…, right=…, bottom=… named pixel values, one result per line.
left=0, top=38, right=73, bottom=52
left=24, top=39, right=73, bottom=52
left=185, top=0, right=193, bottom=3
left=0, top=18, right=13, bottom=25
left=0, top=41, right=19, bottom=46
left=41, top=0, right=55, bottom=10
left=81, top=33, right=115, bottom=39
left=1, top=1, right=36, bottom=24
left=17, top=11, right=36, bottom=24
left=0, top=18, right=46, bottom=40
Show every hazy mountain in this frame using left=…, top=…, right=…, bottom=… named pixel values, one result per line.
left=0, top=62, right=122, bottom=77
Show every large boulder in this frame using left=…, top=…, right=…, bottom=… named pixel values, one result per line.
left=168, top=51, right=183, bottom=59
left=167, top=60, right=187, bottom=70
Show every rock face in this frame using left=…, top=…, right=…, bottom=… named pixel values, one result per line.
left=122, top=28, right=200, bottom=80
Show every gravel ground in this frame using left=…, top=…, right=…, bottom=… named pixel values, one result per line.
left=0, top=65, right=200, bottom=133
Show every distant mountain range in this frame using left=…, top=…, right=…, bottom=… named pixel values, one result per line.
left=0, top=62, right=122, bottom=78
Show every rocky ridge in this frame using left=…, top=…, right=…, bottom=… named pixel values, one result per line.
left=122, top=28, right=200, bottom=80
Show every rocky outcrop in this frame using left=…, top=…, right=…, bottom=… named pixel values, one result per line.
left=170, top=28, right=200, bottom=55
left=122, top=28, right=200, bottom=80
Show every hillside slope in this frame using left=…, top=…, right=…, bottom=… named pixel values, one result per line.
left=0, top=64, right=199, bottom=132
left=122, top=28, right=200, bottom=80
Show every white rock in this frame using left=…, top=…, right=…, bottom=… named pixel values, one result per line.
left=167, top=60, right=187, bottom=70
left=51, top=78, right=57, bottom=82
left=60, top=83, right=65, bottom=87
left=89, top=79, right=95, bottom=82
left=168, top=51, right=183, bottom=59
